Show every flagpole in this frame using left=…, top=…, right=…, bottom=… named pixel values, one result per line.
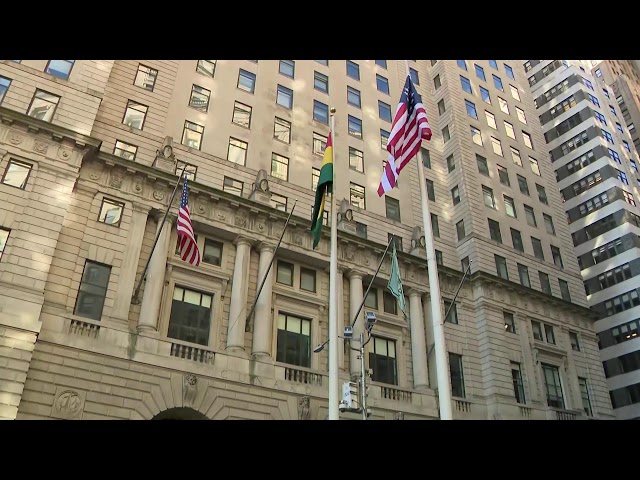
left=328, top=107, right=340, bottom=420
left=405, top=60, right=453, bottom=420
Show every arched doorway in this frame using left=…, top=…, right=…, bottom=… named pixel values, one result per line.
left=152, top=407, right=209, bottom=420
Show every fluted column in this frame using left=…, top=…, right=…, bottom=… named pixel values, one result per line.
left=138, top=214, right=173, bottom=333
left=113, top=203, right=150, bottom=322
left=252, top=243, right=275, bottom=357
left=347, top=271, right=364, bottom=377
left=226, top=237, right=252, bottom=352
left=409, top=290, right=429, bottom=390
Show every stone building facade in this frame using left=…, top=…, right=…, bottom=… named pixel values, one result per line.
left=0, top=59, right=614, bottom=420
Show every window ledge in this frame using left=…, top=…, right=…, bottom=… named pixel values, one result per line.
left=273, top=285, right=327, bottom=310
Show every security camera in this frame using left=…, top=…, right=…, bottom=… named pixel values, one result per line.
left=343, top=325, right=353, bottom=339
left=338, top=402, right=347, bottom=413
left=365, top=311, right=377, bottom=331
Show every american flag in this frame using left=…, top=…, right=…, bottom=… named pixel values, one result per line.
left=377, top=74, right=432, bottom=196
left=176, top=174, right=201, bottom=266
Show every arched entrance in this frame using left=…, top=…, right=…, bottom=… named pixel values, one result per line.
left=152, top=407, right=209, bottom=420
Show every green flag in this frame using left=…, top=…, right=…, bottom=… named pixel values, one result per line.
left=387, top=243, right=406, bottom=315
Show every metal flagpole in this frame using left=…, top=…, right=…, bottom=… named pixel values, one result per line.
left=244, top=201, right=297, bottom=331
left=132, top=164, right=187, bottom=304
left=405, top=60, right=453, bottom=420
left=328, top=107, right=340, bottom=420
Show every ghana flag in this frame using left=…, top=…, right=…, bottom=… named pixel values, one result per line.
left=310, top=132, right=333, bottom=249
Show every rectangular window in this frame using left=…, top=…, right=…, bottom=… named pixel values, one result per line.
left=531, top=237, right=544, bottom=260
left=510, top=147, right=523, bottom=166
left=477, top=154, right=489, bottom=176
left=98, top=198, right=124, bottom=226
left=489, top=60, right=498, bottom=69
left=517, top=175, right=529, bottom=195
left=422, top=148, right=431, bottom=168
left=495, top=255, right=508, bottom=280
left=270, top=193, right=287, bottom=212
left=276, top=313, right=311, bottom=368
left=510, top=85, right=521, bottom=102
left=276, top=261, right=294, bottom=286
left=28, top=89, right=60, bottom=122
left=316, top=60, right=329, bottom=66
left=444, top=300, right=458, bottom=324
left=300, top=267, right=316, bottom=293
left=383, top=291, right=398, bottom=315
left=0, top=76, right=11, bottom=105
left=388, top=234, right=403, bottom=252
left=311, top=168, right=320, bottom=191
left=536, top=184, right=548, bottom=205
left=176, top=161, right=196, bottom=181
left=456, top=220, right=466, bottom=241
left=346, top=60, right=360, bottom=80
left=74, top=261, right=111, bottom=321
left=491, top=136, right=503, bottom=156
left=493, top=75, right=503, bottom=91
left=460, top=76, right=472, bottom=94
left=465, top=100, right=477, bottom=119
left=379, top=101, right=392, bottom=122
left=551, top=246, right=563, bottom=269
left=314, top=71, right=329, bottom=93
left=471, top=126, right=483, bottom=146
left=532, top=320, right=543, bottom=341
left=181, top=121, right=204, bottom=150
left=522, top=132, right=534, bottom=149
left=189, top=85, right=210, bottom=112
left=542, top=364, right=564, bottom=409
left=488, top=218, right=502, bottom=243
left=45, top=60, right=75, bottom=80
left=347, top=86, right=361, bottom=108
left=449, top=353, right=465, bottom=398
left=380, top=129, right=390, bottom=149
left=504, top=64, right=515, bottom=80
left=480, top=86, right=491, bottom=104
left=196, top=60, right=216, bottom=78
left=237, top=69, right=256, bottom=93
left=475, top=64, right=486, bottom=81
left=122, top=100, right=147, bottom=130
left=451, top=186, right=461, bottom=205
left=274, top=117, right=291, bottom=144
left=134, top=64, right=158, bottom=91
left=279, top=60, right=295, bottom=78
left=223, top=176, right=243, bottom=197
left=227, top=137, right=248, bottom=165
left=376, top=74, right=389, bottom=94
left=313, top=100, right=329, bottom=124
left=2, top=159, right=32, bottom=190
left=511, top=228, right=524, bottom=252
left=559, top=279, right=571, bottom=301
left=425, top=180, right=435, bottom=201
left=113, top=140, right=137, bottom=161
left=504, top=121, right=516, bottom=139
left=0, top=227, right=9, bottom=261
left=350, top=183, right=365, bottom=209
left=518, top=263, right=531, bottom=288
left=543, top=214, right=555, bottom=235
left=498, top=97, right=509, bottom=114
left=356, top=222, right=367, bottom=239
left=431, top=213, right=440, bottom=238
left=457, top=60, right=467, bottom=70
left=276, top=85, right=293, bottom=109
left=485, top=111, right=497, bottom=129
left=385, top=197, right=400, bottom=222
left=313, top=132, right=327, bottom=155
left=569, top=332, right=580, bottom=352
left=442, top=126, right=450, bottom=143
left=365, top=290, right=378, bottom=310
left=578, top=377, right=592, bottom=416
left=539, top=272, right=552, bottom=295
left=348, top=115, right=362, bottom=139
left=446, top=154, right=455, bottom=172
left=438, top=99, right=446, bottom=114
left=202, top=239, right=222, bottom=266
left=511, top=362, right=526, bottom=404
left=524, top=205, right=537, bottom=227
left=433, top=75, right=441, bottom=90
left=370, top=336, right=398, bottom=385
left=270, top=153, right=289, bottom=181
left=348, top=147, right=364, bottom=173
left=545, top=324, right=556, bottom=344
left=482, top=185, right=495, bottom=208
left=504, top=311, right=516, bottom=333
left=410, top=68, right=419, bottom=85
left=497, top=165, right=510, bottom=186
left=375, top=60, right=387, bottom=69
left=232, top=102, right=252, bottom=128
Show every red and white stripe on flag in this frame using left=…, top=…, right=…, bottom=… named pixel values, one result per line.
left=177, top=176, right=201, bottom=266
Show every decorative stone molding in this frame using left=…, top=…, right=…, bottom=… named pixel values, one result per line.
left=337, top=198, right=356, bottom=234
left=51, top=387, right=86, bottom=420
left=183, top=373, right=198, bottom=406
left=298, top=395, right=311, bottom=420
left=153, top=136, right=177, bottom=173
left=249, top=169, right=272, bottom=205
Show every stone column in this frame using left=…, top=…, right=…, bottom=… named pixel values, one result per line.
left=252, top=243, right=275, bottom=357
left=409, top=290, right=429, bottom=390
left=347, top=271, right=364, bottom=378
left=112, top=203, right=150, bottom=322
left=138, top=214, right=172, bottom=333
left=226, top=237, right=252, bottom=352
left=422, top=295, right=438, bottom=389
left=337, top=267, right=345, bottom=370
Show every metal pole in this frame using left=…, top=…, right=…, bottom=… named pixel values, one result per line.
left=405, top=59, right=453, bottom=420
left=132, top=164, right=187, bottom=304
left=328, top=108, right=340, bottom=421
left=360, top=332, right=367, bottom=420
left=442, top=260, right=472, bottom=325
left=244, top=200, right=297, bottom=331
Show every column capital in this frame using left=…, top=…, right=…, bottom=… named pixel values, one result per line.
left=407, top=288, right=426, bottom=298
left=233, top=236, right=253, bottom=248
left=132, top=201, right=151, bottom=214
left=150, top=209, right=175, bottom=225
left=345, top=269, right=364, bottom=281
left=256, top=241, right=276, bottom=254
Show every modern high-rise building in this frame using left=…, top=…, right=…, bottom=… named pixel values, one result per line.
left=0, top=59, right=613, bottom=420
left=524, top=59, right=640, bottom=419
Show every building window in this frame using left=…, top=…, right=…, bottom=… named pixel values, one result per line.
left=376, top=74, right=389, bottom=94
left=167, top=287, right=214, bottom=346
left=2, top=159, right=32, bottom=190
left=511, top=362, right=526, bottom=404
left=28, top=89, right=61, bottom=122
left=113, top=140, right=137, bottom=161
left=532, top=320, right=543, bottom=341
left=364, top=289, right=378, bottom=310
left=449, top=353, right=465, bottom=398
left=488, top=218, right=502, bottom=243
left=313, top=100, right=329, bottom=124
left=422, top=148, right=431, bottom=169
left=445, top=154, right=454, bottom=172
left=510, top=147, right=523, bottom=166
left=504, top=311, right=516, bottom=333
left=276, top=85, right=293, bottom=109
left=559, top=279, right=571, bottom=301
left=344, top=148, right=364, bottom=175
left=348, top=115, right=363, bottom=139
left=504, top=196, right=516, bottom=218
left=383, top=291, right=398, bottom=315
left=385, top=196, right=401, bottom=222
left=199, top=238, right=223, bottom=267
left=457, top=60, right=467, bottom=70
left=45, top=60, right=75, bottom=80
left=511, top=228, right=524, bottom=252
left=176, top=161, right=196, bottom=182
left=539, top=272, right=552, bottom=295
left=313, top=132, right=328, bottom=155
left=279, top=60, right=295, bottom=78
left=518, top=263, right=531, bottom=287
left=465, top=100, right=477, bottom=119
left=346, top=61, right=360, bottom=80
left=471, top=126, right=483, bottom=146
left=493, top=74, right=504, bottom=91
left=270, top=153, right=289, bottom=181
left=504, top=121, right=516, bottom=139
left=232, top=102, right=252, bottom=128
left=544, top=324, right=556, bottom=344
left=227, top=137, right=248, bottom=165
left=456, top=220, right=465, bottom=241
left=474, top=64, right=486, bottom=81
left=182, top=121, right=204, bottom=150
left=0, top=227, right=9, bottom=262
left=517, top=175, right=529, bottom=195
left=480, top=86, right=491, bottom=104
left=578, top=377, right=592, bottom=416
left=122, top=100, right=147, bottom=130
left=74, top=261, right=111, bottom=321
left=431, top=213, right=440, bottom=237
left=551, top=246, right=563, bottom=269
left=299, top=267, right=317, bottom=293
left=276, top=261, right=294, bottom=286
left=380, top=129, right=390, bottom=149
left=497, top=165, right=510, bottom=186
left=196, top=60, right=216, bottom=78
left=442, top=126, right=450, bottom=143
left=316, top=60, right=328, bottom=66
left=356, top=222, right=367, bottom=239
left=476, top=155, right=489, bottom=176
left=543, top=214, right=555, bottom=236
left=274, top=117, right=291, bottom=144
left=482, top=185, right=495, bottom=208
left=437, top=99, right=446, bottom=115
left=444, top=300, right=458, bottom=324
left=375, top=60, right=387, bottom=69
left=188, top=85, right=210, bottom=112
left=346, top=86, right=361, bottom=107
left=410, top=68, right=419, bottom=85
left=276, top=313, right=311, bottom=368
left=524, top=205, right=536, bottom=227
left=433, top=74, right=441, bottom=90
left=485, top=111, right=497, bottom=129
left=223, top=177, right=243, bottom=197
left=510, top=85, right=521, bottom=102
left=0, top=76, right=11, bottom=105
left=424, top=180, right=435, bottom=202
left=133, top=64, right=158, bottom=91
left=569, top=332, right=580, bottom=352
left=237, top=69, right=256, bottom=93
left=451, top=186, right=461, bottom=205
left=379, top=101, right=392, bottom=122
left=489, top=60, right=498, bottom=69
left=536, top=184, right=548, bottom=205
left=388, top=233, right=403, bottom=252
left=460, top=76, right=472, bottom=94
left=495, top=255, right=508, bottom=280
left=522, top=132, right=533, bottom=149
left=98, top=198, right=124, bottom=226
left=504, top=63, right=515, bottom=79
left=491, top=136, right=503, bottom=156
left=270, top=193, right=287, bottom=212
left=314, top=71, right=329, bottom=94
left=370, top=336, right=397, bottom=385
left=498, top=97, right=509, bottom=114
left=542, top=364, right=565, bottom=409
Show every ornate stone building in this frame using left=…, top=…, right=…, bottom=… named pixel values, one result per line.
left=0, top=59, right=614, bottom=420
